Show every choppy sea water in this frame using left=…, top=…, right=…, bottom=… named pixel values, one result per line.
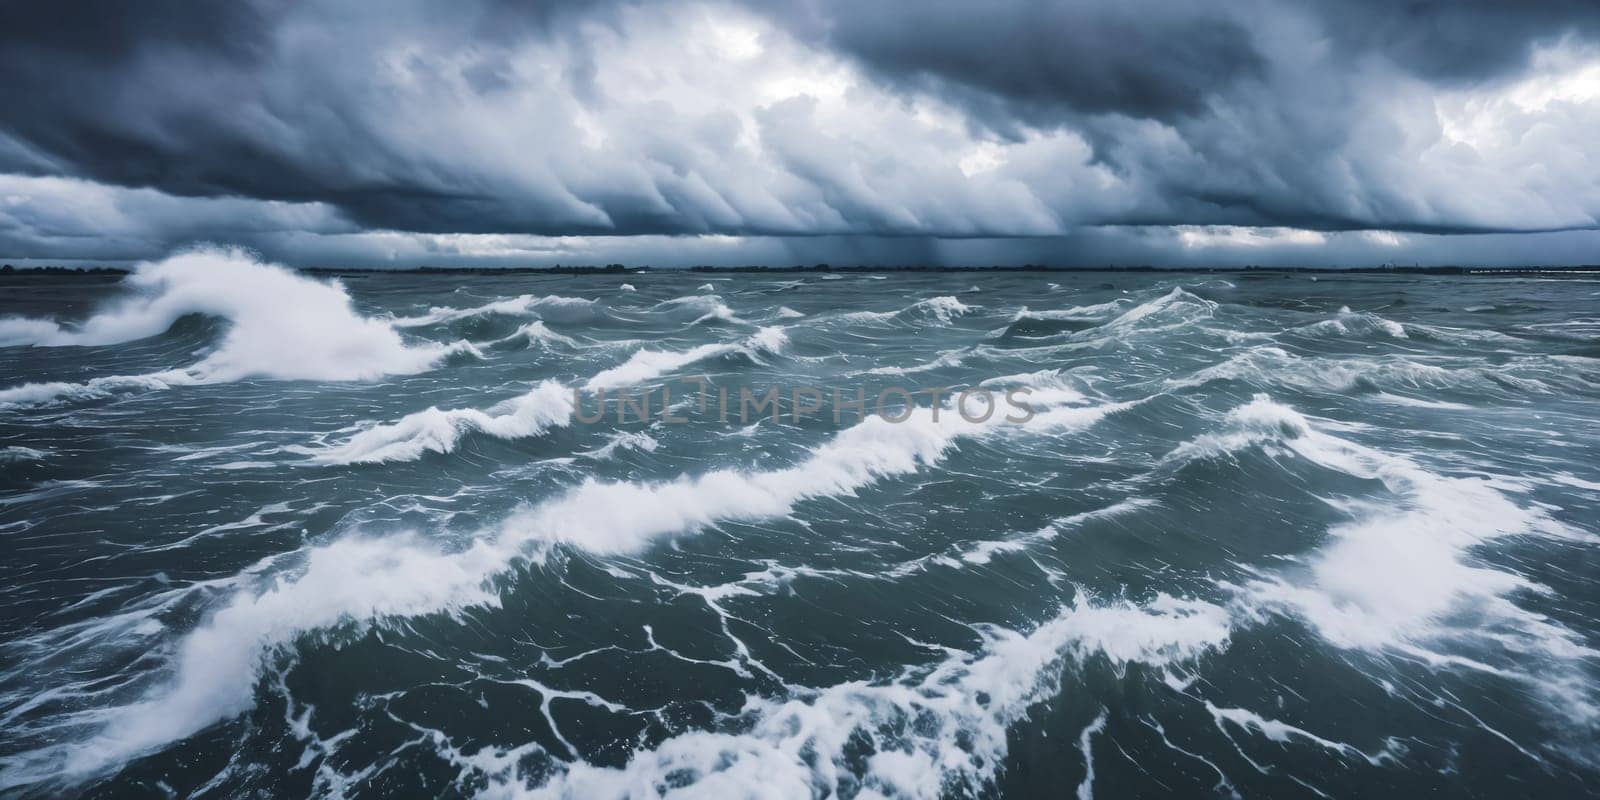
left=1, top=250, right=1598, bottom=798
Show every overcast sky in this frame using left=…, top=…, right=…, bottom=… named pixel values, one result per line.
left=2, top=0, right=1598, bottom=267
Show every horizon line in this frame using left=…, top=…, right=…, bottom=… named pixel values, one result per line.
left=4, top=262, right=1600, bottom=276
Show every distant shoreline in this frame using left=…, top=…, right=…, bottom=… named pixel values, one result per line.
left=2, top=262, right=1598, bottom=277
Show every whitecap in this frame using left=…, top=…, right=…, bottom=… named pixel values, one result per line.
left=390, top=294, right=594, bottom=327
left=983, top=368, right=1093, bottom=407
left=1172, top=395, right=1597, bottom=725
left=479, top=594, right=1228, bottom=799
left=0, top=317, right=70, bottom=347
left=11, top=396, right=1131, bottom=783
left=584, top=326, right=787, bottom=391
left=583, top=431, right=659, bottom=461
left=1293, top=308, right=1407, bottom=339
left=837, top=295, right=973, bottom=326
left=0, top=248, right=475, bottom=408
left=309, top=381, right=573, bottom=465
left=1167, top=346, right=1550, bottom=397
left=1102, top=287, right=1215, bottom=330
left=653, top=294, right=747, bottom=325
left=491, top=320, right=579, bottom=349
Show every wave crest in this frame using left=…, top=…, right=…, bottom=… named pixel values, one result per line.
left=481, top=594, right=1228, bottom=798
left=309, top=381, right=573, bottom=465
left=839, top=296, right=973, bottom=327
left=585, top=326, right=788, bottom=391
left=0, top=248, right=473, bottom=408
left=390, top=294, right=595, bottom=327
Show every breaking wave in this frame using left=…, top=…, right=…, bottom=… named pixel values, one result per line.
left=1168, top=346, right=1554, bottom=399
left=390, top=294, right=596, bottom=327
left=0, top=249, right=474, bottom=408
left=481, top=594, right=1229, bottom=798
left=1288, top=307, right=1408, bottom=339
left=652, top=294, right=748, bottom=326
left=5, top=266, right=1598, bottom=796
left=1097, top=287, right=1215, bottom=333
left=1170, top=395, right=1597, bottom=728
left=3, top=394, right=1126, bottom=783
left=307, top=381, right=573, bottom=465
left=585, top=326, right=788, bottom=391
left=490, top=320, right=580, bottom=349
left=838, top=295, right=973, bottom=326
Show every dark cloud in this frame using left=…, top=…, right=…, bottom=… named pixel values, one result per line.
left=1308, top=0, right=1600, bottom=83
left=792, top=0, right=1600, bottom=120
left=0, top=1, right=278, bottom=63
left=0, top=1, right=614, bottom=224
left=0, top=0, right=1595, bottom=264
left=0, top=1, right=294, bottom=194
left=769, top=0, right=1267, bottom=126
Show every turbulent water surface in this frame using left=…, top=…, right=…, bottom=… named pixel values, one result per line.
left=1, top=251, right=1598, bottom=798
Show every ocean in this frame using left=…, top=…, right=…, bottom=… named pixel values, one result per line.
left=1, top=249, right=1597, bottom=797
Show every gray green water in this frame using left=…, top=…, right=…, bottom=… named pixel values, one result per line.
left=1, top=251, right=1598, bottom=798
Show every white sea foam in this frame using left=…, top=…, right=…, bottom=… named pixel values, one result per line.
left=1236, top=399, right=1570, bottom=649
left=1370, top=392, right=1473, bottom=410
left=652, top=294, right=747, bottom=325
left=1295, top=308, right=1408, bottom=339
left=0, top=317, right=71, bottom=347
left=492, top=320, right=579, bottom=349
left=585, top=343, right=736, bottom=392
left=18, top=535, right=505, bottom=784
left=0, top=445, right=50, bottom=462
left=1548, top=472, right=1600, bottom=492
left=13, top=395, right=1130, bottom=783
left=865, top=349, right=965, bottom=376
left=309, top=381, right=573, bottom=465
left=1203, top=701, right=1394, bottom=766
left=584, top=326, right=787, bottom=391
left=1175, top=395, right=1597, bottom=725
left=1010, top=289, right=1215, bottom=353
left=1102, top=287, right=1215, bottom=330
left=914, top=295, right=973, bottom=323
left=0, top=249, right=474, bottom=408
left=952, top=498, right=1159, bottom=568
left=1023, top=298, right=1132, bottom=321
left=1012, top=303, right=1124, bottom=325
left=1076, top=710, right=1109, bottom=800
left=584, top=431, right=659, bottom=460
left=0, top=372, right=194, bottom=407
left=839, top=295, right=973, bottom=326
left=498, top=404, right=1001, bottom=555
left=984, top=368, right=1093, bottom=407
left=480, top=594, right=1228, bottom=799
left=1407, top=321, right=1527, bottom=347
left=390, top=294, right=595, bottom=327
left=1167, top=346, right=1550, bottom=397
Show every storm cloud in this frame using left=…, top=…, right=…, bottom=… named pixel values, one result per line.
left=0, top=0, right=1596, bottom=266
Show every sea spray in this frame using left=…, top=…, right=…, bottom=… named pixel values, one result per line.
left=0, top=248, right=474, bottom=407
